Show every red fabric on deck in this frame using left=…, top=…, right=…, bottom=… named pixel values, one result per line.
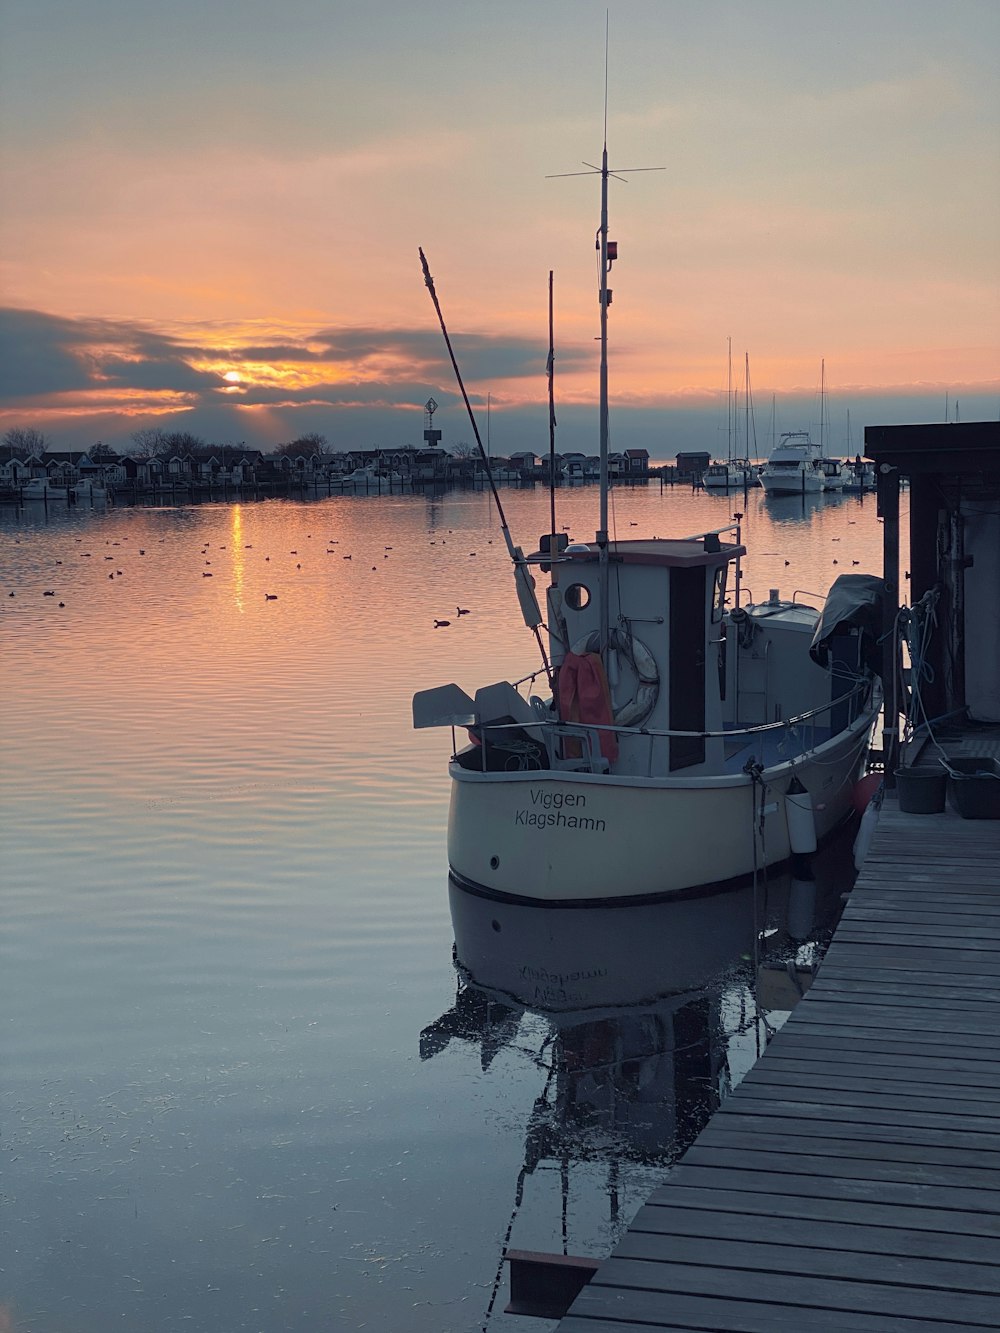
left=557, top=652, right=619, bottom=762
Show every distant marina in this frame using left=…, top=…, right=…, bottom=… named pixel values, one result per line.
left=1, top=437, right=881, bottom=508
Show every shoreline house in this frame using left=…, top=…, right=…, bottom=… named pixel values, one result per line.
left=676, top=451, right=711, bottom=481
left=0, top=455, right=34, bottom=487
left=508, top=451, right=539, bottom=478
left=624, top=448, right=650, bottom=475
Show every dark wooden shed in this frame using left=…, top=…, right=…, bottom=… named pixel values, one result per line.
left=864, top=420, right=1000, bottom=778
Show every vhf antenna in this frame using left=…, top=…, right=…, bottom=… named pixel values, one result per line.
left=546, top=17, right=664, bottom=650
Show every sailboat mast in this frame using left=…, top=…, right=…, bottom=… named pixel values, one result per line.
left=727, top=337, right=732, bottom=463
left=820, top=357, right=825, bottom=454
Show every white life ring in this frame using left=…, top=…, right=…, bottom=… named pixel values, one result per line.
left=569, top=628, right=659, bottom=728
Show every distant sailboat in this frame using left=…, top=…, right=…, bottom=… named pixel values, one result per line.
left=702, top=341, right=753, bottom=490
left=817, top=359, right=845, bottom=491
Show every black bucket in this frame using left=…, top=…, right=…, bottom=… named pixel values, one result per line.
left=894, top=766, right=947, bottom=814
left=946, top=757, right=1000, bottom=819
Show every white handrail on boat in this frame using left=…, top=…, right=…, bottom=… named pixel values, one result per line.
left=468, top=680, right=871, bottom=748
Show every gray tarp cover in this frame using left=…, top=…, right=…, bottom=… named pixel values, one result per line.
left=808, top=573, right=888, bottom=674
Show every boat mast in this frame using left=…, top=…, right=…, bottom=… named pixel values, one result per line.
left=547, top=26, right=663, bottom=654
left=597, top=137, right=611, bottom=649
left=548, top=270, right=557, bottom=557
left=819, top=357, right=825, bottom=454
left=727, top=336, right=733, bottom=464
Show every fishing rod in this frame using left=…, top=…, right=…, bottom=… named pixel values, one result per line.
left=419, top=247, right=552, bottom=685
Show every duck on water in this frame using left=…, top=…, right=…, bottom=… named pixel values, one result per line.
left=413, top=134, right=884, bottom=908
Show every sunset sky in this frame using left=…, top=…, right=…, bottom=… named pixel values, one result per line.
left=1, top=0, right=997, bottom=460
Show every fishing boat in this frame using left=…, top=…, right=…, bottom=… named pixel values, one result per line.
left=758, top=431, right=826, bottom=495
left=413, top=138, right=884, bottom=907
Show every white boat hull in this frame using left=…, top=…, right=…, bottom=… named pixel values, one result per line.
left=447, top=706, right=876, bottom=904
left=759, top=471, right=825, bottom=495
left=702, top=467, right=751, bottom=490
left=22, top=482, right=69, bottom=499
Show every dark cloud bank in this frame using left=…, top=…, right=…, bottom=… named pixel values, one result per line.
left=2, top=306, right=995, bottom=458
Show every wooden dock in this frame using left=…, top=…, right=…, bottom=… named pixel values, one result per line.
left=558, top=800, right=1000, bottom=1332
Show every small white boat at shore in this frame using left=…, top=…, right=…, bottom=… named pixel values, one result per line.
left=339, top=465, right=406, bottom=488
left=819, top=458, right=847, bottom=491
left=21, top=477, right=69, bottom=500
left=72, top=479, right=108, bottom=500
left=843, top=458, right=876, bottom=492
left=701, top=459, right=753, bottom=490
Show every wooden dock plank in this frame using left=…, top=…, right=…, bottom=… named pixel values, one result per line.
left=843, top=899, right=1000, bottom=919
left=644, top=1178, right=1000, bottom=1238
left=701, top=1108, right=1000, bottom=1153
left=832, top=927, right=1000, bottom=950
left=689, top=1092, right=1000, bottom=1138
left=563, top=1287, right=981, bottom=1333
left=746, top=1055, right=1000, bottom=1087
left=729, top=1083, right=1000, bottom=1127
left=700, top=1126, right=1000, bottom=1170
left=679, top=1142, right=1000, bottom=1191
left=756, top=1020, right=999, bottom=1050
left=659, top=1161, right=1000, bottom=1228
left=613, top=1231, right=1000, bottom=1296
left=627, top=1200, right=1000, bottom=1263
left=758, top=1044, right=1000, bottom=1080
left=805, top=970, right=1000, bottom=991
left=842, top=917, right=1000, bottom=938
left=806, top=975, right=1000, bottom=1004
left=558, top=803, right=1000, bottom=1330
left=743, top=1062, right=1000, bottom=1099
left=810, top=942, right=1000, bottom=970
left=762, top=1001, right=998, bottom=1034
left=589, top=1257, right=1000, bottom=1326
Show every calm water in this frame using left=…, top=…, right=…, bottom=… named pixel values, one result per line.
left=1, top=481, right=887, bottom=1332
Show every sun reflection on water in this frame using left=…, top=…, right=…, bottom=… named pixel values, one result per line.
left=231, top=503, right=244, bottom=611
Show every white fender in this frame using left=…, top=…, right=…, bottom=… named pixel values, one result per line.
left=785, top=775, right=817, bottom=855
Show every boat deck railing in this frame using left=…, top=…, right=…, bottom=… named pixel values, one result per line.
left=461, top=680, right=875, bottom=777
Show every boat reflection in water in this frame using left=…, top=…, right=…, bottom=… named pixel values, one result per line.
left=421, top=835, right=856, bottom=1302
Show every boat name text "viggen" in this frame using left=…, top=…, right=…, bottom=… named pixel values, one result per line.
left=514, top=789, right=607, bottom=832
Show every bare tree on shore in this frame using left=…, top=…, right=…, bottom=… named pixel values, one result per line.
left=3, top=426, right=49, bottom=457
left=274, top=433, right=329, bottom=458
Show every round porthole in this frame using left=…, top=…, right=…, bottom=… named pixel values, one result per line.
left=489, top=855, right=500, bottom=870
left=564, top=583, right=591, bottom=611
